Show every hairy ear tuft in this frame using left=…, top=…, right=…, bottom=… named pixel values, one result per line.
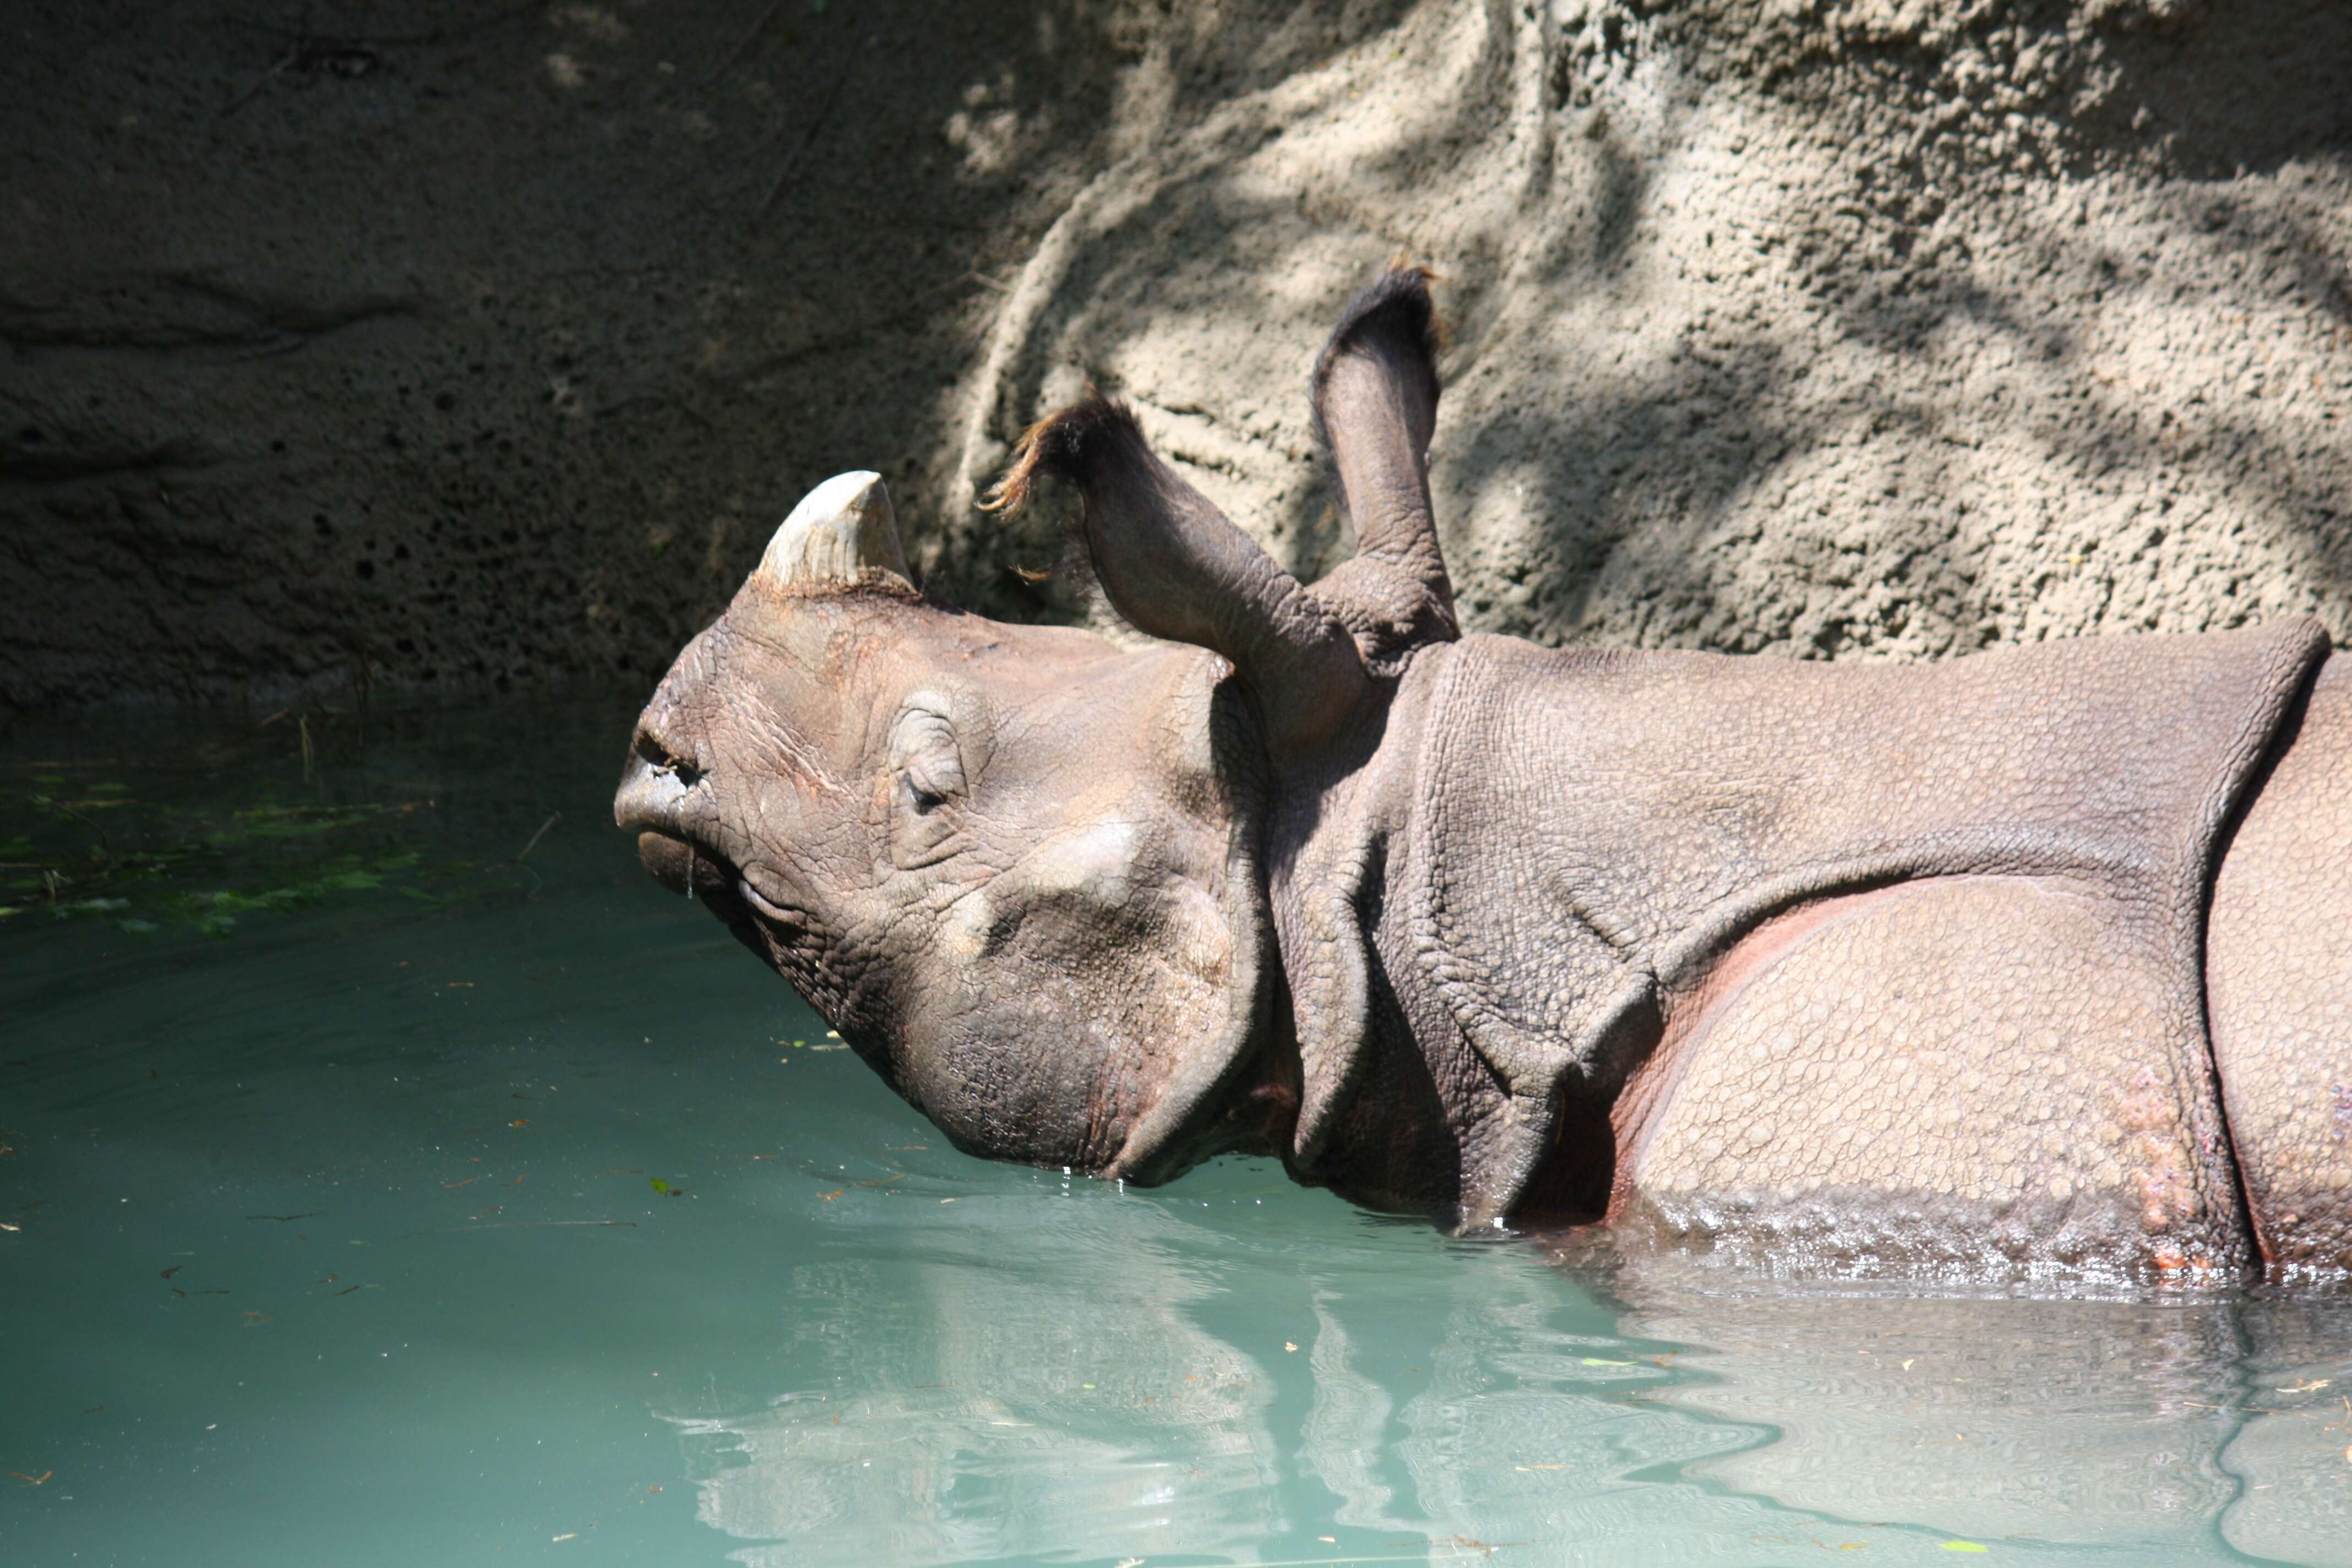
left=981, top=394, right=1146, bottom=515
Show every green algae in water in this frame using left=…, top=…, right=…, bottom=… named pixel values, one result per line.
left=3, top=695, right=2350, bottom=1566
left=2, top=710, right=538, bottom=933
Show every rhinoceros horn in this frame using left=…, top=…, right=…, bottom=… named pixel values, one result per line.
left=754, top=470, right=913, bottom=591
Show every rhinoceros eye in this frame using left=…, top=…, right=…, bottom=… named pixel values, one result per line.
left=889, top=707, right=965, bottom=815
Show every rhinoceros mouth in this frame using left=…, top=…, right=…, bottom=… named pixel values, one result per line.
left=634, top=829, right=755, bottom=927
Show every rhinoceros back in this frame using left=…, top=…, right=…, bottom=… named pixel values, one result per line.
left=1402, top=619, right=2329, bottom=1272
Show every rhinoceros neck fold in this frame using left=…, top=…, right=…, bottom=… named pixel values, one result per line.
left=1093, top=664, right=1284, bottom=1187
left=1275, top=620, right=2330, bottom=1234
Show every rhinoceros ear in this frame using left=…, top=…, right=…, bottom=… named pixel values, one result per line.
left=987, top=400, right=1369, bottom=755
left=754, top=471, right=914, bottom=591
left=1305, top=264, right=1457, bottom=666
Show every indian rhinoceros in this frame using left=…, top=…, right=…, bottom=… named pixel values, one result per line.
left=616, top=266, right=2351, bottom=1281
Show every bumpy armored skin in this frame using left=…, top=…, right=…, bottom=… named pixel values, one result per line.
left=1411, top=627, right=2323, bottom=1271
left=2209, top=657, right=2352, bottom=1275
left=620, top=267, right=2352, bottom=1282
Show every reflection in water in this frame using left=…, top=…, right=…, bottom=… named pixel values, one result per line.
left=1601, top=1244, right=2352, bottom=1564
left=662, top=1190, right=1732, bottom=1563
left=2218, top=1299, right=2352, bottom=1565
left=673, top=1216, right=1281, bottom=1562
left=671, top=1195, right=2352, bottom=1566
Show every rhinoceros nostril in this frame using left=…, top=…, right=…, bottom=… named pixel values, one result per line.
left=633, top=728, right=703, bottom=787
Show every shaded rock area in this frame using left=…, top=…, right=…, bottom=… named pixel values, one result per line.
left=0, top=0, right=1149, bottom=707
left=4, top=0, right=2350, bottom=709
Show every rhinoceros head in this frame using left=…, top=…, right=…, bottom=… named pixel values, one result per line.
left=618, top=266, right=1453, bottom=1191
left=614, top=466, right=1284, bottom=1182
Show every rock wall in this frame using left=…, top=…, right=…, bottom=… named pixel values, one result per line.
left=6, top=0, right=2350, bottom=709
left=0, top=0, right=1141, bottom=707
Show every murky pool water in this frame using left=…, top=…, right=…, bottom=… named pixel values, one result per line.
left=4, top=695, right=2349, bottom=1567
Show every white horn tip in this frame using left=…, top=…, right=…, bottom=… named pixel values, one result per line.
left=756, top=471, right=911, bottom=589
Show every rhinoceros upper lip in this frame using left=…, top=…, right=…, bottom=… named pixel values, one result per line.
left=635, top=827, right=746, bottom=908
left=635, top=827, right=799, bottom=932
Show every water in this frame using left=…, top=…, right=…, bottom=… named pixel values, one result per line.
left=4, top=695, right=2349, bottom=1567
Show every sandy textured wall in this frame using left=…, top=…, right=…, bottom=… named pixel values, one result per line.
left=5, top=1, right=2349, bottom=707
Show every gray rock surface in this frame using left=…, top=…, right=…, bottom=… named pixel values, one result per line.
left=6, top=0, right=2350, bottom=707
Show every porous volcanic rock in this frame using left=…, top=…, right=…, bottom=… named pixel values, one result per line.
left=5, top=0, right=2349, bottom=707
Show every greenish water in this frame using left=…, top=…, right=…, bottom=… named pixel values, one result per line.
left=4, top=695, right=2349, bottom=1567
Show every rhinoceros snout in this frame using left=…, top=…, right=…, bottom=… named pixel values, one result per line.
left=612, top=738, right=698, bottom=834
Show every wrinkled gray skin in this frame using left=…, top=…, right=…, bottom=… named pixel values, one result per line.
left=620, top=269, right=2352, bottom=1282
